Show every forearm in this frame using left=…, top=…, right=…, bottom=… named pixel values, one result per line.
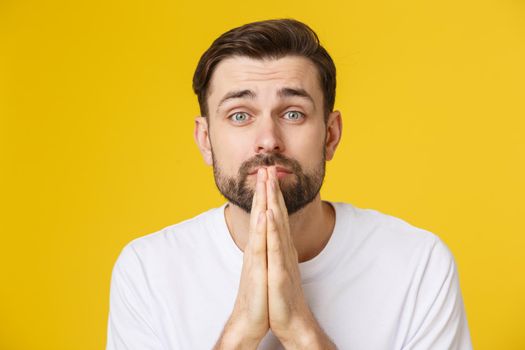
left=279, top=317, right=337, bottom=350
left=309, top=330, right=337, bottom=350
left=213, top=318, right=265, bottom=350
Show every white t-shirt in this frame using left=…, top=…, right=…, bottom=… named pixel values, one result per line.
left=106, top=202, right=472, bottom=349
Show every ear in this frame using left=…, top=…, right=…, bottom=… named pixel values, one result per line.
left=325, top=110, right=342, bottom=161
left=194, top=116, right=213, bottom=166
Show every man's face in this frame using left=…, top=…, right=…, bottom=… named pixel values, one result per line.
left=203, top=55, right=329, bottom=215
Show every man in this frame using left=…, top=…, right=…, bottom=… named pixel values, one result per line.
left=107, top=19, right=472, bottom=349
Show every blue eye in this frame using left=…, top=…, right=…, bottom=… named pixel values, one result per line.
left=284, top=111, right=304, bottom=120
left=230, top=112, right=249, bottom=123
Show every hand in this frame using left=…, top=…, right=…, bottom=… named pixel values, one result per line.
left=264, top=167, right=320, bottom=346
left=223, top=168, right=270, bottom=347
left=216, top=167, right=335, bottom=349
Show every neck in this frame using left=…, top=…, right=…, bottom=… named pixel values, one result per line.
left=224, top=194, right=336, bottom=263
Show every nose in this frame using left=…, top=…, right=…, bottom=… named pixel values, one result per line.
left=253, top=115, right=285, bottom=154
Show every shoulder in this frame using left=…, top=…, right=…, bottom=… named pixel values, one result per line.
left=113, top=205, right=223, bottom=269
left=333, top=202, right=455, bottom=271
left=335, top=202, right=440, bottom=245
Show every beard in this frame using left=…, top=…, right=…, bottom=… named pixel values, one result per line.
left=211, top=150, right=326, bottom=215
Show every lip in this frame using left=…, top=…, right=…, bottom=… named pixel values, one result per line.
left=248, top=166, right=292, bottom=175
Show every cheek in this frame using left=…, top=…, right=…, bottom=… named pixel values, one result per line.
left=287, top=126, right=325, bottom=162
left=211, top=133, right=252, bottom=175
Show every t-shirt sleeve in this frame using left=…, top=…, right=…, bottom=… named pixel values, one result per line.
left=106, top=243, right=165, bottom=350
left=402, top=238, right=473, bottom=350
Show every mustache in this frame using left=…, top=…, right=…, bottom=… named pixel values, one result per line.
left=238, top=153, right=302, bottom=177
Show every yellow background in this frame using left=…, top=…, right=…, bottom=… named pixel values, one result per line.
left=1, top=0, right=524, bottom=348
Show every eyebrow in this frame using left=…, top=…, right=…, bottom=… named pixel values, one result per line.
left=216, top=87, right=316, bottom=112
left=217, top=90, right=256, bottom=112
left=277, top=87, right=315, bottom=106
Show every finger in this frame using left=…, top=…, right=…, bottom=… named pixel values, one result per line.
left=276, top=183, right=290, bottom=228
left=266, top=167, right=287, bottom=230
left=240, top=211, right=267, bottom=323
left=249, top=168, right=268, bottom=230
left=271, top=167, right=290, bottom=228
left=250, top=211, right=267, bottom=260
left=266, top=209, right=282, bottom=259
left=267, top=167, right=295, bottom=255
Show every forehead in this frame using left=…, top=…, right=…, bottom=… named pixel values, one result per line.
left=207, top=55, right=322, bottom=106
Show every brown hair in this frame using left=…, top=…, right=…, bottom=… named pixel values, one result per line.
left=192, top=18, right=336, bottom=119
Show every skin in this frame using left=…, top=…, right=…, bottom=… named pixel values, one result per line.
left=194, top=55, right=343, bottom=348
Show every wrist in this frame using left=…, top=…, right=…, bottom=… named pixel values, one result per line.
left=215, top=317, right=265, bottom=350
left=218, top=332, right=261, bottom=350
left=278, top=316, right=335, bottom=350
